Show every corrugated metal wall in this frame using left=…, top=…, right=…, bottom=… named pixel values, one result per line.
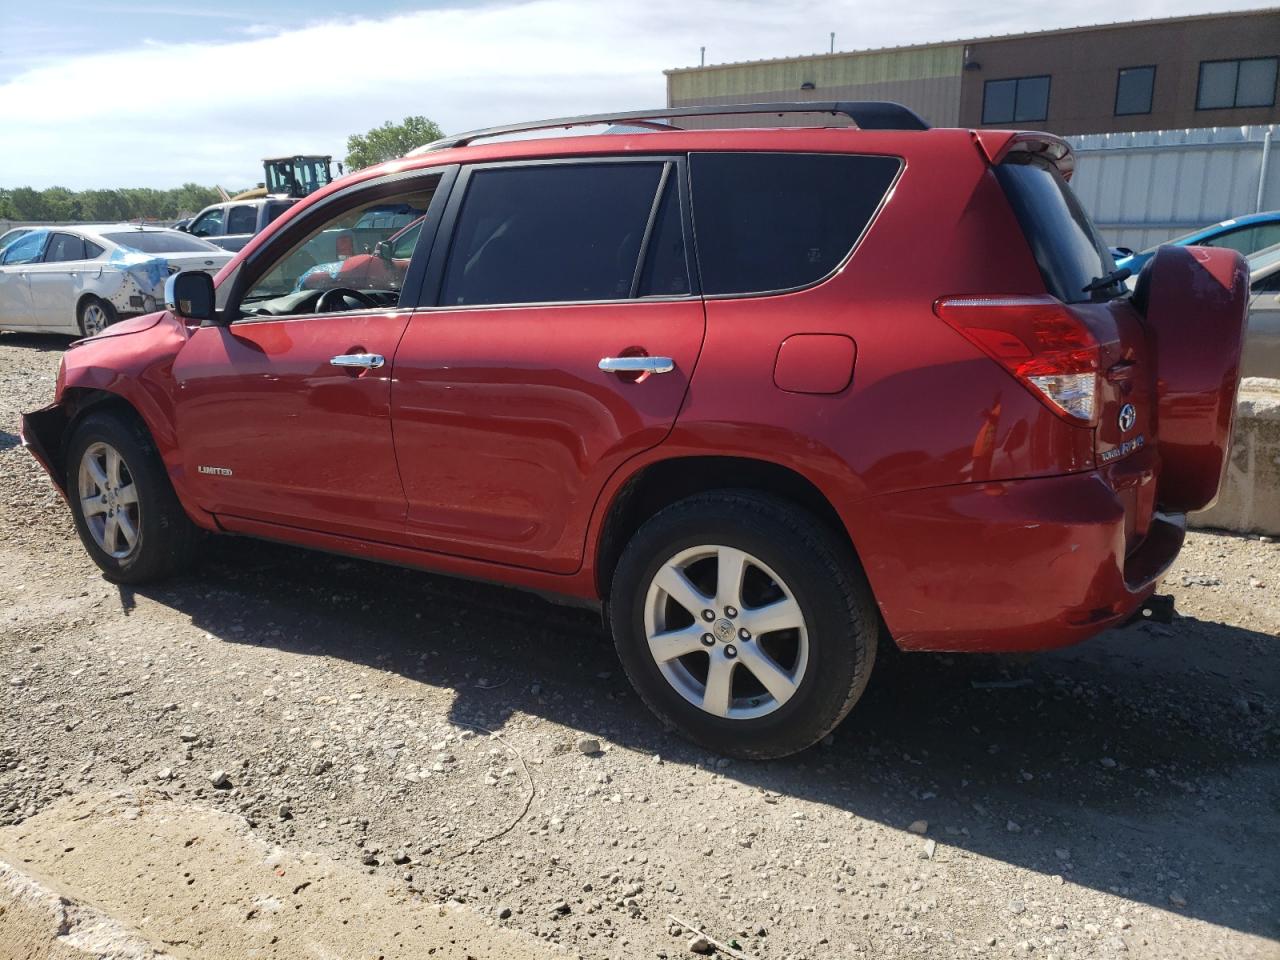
left=1068, top=125, right=1280, bottom=250
left=667, top=46, right=964, bottom=127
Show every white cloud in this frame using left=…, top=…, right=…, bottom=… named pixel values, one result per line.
left=0, top=0, right=1273, bottom=188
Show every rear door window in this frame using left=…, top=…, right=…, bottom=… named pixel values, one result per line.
left=226, top=205, right=258, bottom=234
left=689, top=152, right=901, bottom=296
left=994, top=157, right=1116, bottom=303
left=637, top=177, right=690, bottom=297
left=440, top=162, right=667, bottom=306
left=265, top=201, right=292, bottom=225
left=43, top=233, right=88, bottom=262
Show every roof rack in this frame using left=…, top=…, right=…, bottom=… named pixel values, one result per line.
left=409, top=101, right=929, bottom=154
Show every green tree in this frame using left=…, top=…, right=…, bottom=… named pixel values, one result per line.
left=0, top=183, right=226, bottom=222
left=345, top=115, right=443, bottom=171
left=172, top=182, right=221, bottom=217
left=8, top=187, right=48, bottom=220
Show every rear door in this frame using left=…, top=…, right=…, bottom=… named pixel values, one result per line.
left=391, top=158, right=704, bottom=573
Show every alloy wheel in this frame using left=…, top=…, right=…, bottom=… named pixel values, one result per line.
left=643, top=544, right=809, bottom=720
left=77, top=441, right=141, bottom=559
left=82, top=303, right=109, bottom=336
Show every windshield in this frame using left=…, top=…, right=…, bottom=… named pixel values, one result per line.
left=0, top=228, right=32, bottom=252
left=104, top=231, right=223, bottom=254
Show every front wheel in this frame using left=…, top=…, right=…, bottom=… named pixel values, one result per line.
left=66, top=410, right=200, bottom=583
left=609, top=491, right=877, bottom=759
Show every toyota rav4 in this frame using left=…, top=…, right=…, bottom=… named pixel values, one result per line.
left=21, top=102, right=1249, bottom=759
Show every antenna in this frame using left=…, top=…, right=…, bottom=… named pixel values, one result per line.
left=700, top=46, right=705, bottom=66
left=830, top=32, right=835, bottom=53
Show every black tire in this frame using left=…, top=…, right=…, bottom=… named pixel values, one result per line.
left=65, top=409, right=200, bottom=583
left=77, top=297, right=117, bottom=338
left=609, top=491, right=877, bottom=759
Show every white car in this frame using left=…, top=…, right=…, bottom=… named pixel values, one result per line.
left=0, top=225, right=232, bottom=336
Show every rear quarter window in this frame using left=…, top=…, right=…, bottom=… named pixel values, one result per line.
left=689, top=152, right=901, bottom=296
left=993, top=158, right=1115, bottom=304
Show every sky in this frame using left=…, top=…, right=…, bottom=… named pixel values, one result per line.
left=0, top=0, right=1275, bottom=189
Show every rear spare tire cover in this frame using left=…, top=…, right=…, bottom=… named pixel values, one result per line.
left=1134, top=245, right=1248, bottom=513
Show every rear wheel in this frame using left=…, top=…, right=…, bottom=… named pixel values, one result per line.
left=609, top=491, right=877, bottom=759
left=66, top=411, right=200, bottom=583
left=77, top=297, right=116, bottom=337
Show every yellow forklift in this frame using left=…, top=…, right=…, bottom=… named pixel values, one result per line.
left=228, top=155, right=341, bottom=201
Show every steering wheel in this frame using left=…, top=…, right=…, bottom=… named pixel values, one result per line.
left=314, top=287, right=378, bottom=312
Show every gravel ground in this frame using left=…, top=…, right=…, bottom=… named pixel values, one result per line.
left=1, top=331, right=1277, bottom=960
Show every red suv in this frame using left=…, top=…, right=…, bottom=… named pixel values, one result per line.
left=22, top=103, right=1249, bottom=759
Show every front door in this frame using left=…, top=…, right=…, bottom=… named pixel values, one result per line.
left=26, top=232, right=93, bottom=332
left=0, top=230, right=47, bottom=329
left=392, top=158, right=705, bottom=573
left=170, top=173, right=449, bottom=540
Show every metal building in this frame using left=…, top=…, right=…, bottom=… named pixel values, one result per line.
left=665, top=9, right=1280, bottom=136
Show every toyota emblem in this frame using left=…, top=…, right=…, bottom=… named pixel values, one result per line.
left=1118, top=403, right=1136, bottom=433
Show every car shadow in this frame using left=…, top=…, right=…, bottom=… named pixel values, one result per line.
left=129, top=534, right=1278, bottom=941
left=0, top=332, right=76, bottom=352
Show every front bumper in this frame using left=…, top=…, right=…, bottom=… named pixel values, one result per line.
left=20, top=405, right=69, bottom=498
left=854, top=467, right=1184, bottom=652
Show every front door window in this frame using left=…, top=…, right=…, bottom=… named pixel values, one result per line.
left=239, top=186, right=437, bottom=313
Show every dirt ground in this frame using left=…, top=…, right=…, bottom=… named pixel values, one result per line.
left=1, top=331, right=1277, bottom=960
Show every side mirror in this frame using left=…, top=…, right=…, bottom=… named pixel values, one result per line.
left=164, top=271, right=217, bottom=324
left=373, top=239, right=392, bottom=262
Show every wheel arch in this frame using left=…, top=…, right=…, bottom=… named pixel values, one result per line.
left=31, top=388, right=146, bottom=491
left=593, top=455, right=857, bottom=603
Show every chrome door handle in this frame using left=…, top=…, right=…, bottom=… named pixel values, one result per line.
left=330, top=353, right=385, bottom=369
left=598, top=356, right=674, bottom=374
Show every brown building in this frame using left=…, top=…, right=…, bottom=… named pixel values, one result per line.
left=665, top=9, right=1280, bottom=135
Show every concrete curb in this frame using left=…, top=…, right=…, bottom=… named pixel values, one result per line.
left=0, top=858, right=166, bottom=959
left=1191, top=378, right=1280, bottom=537
left=0, top=791, right=560, bottom=960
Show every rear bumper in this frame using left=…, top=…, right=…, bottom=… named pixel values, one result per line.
left=853, top=468, right=1184, bottom=652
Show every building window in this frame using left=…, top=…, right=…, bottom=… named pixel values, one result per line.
left=1197, top=57, right=1278, bottom=110
left=982, top=75, right=1050, bottom=124
left=1115, top=65, right=1156, bottom=116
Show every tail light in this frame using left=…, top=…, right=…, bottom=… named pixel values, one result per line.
left=933, top=295, right=1100, bottom=424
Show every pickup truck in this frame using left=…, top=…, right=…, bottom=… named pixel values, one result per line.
left=181, top=198, right=296, bottom=253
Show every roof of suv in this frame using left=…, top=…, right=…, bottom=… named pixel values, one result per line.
left=381, top=102, right=1069, bottom=178
left=407, top=101, right=930, bottom=153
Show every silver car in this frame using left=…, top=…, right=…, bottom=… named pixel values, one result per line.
left=0, top=225, right=232, bottom=337
left=1244, top=243, right=1280, bottom=379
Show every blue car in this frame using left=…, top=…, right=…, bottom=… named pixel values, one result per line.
left=1116, top=211, right=1280, bottom=274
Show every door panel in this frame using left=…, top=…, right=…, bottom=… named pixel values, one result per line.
left=170, top=312, right=412, bottom=539
left=0, top=231, right=47, bottom=328
left=0, top=267, right=33, bottom=328
left=392, top=299, right=704, bottom=571
left=27, top=234, right=93, bottom=332
left=25, top=263, right=78, bottom=331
